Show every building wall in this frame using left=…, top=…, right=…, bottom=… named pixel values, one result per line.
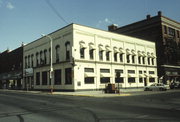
left=23, top=24, right=157, bottom=91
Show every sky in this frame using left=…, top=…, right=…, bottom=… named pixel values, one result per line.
left=0, top=0, right=180, bottom=52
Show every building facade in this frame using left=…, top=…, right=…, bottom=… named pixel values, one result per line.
left=109, top=11, right=180, bottom=85
left=0, top=46, right=23, bottom=89
left=23, top=24, right=157, bottom=91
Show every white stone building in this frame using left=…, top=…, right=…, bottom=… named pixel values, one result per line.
left=23, top=24, right=157, bottom=91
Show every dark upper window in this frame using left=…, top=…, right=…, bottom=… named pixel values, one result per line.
left=168, top=27, right=175, bottom=36
left=142, top=57, right=145, bottom=64
left=28, top=55, right=30, bottom=68
left=138, top=56, right=141, bottom=64
left=89, top=49, right=94, bottom=60
left=148, top=57, right=150, bottom=65
left=55, top=45, right=60, bottom=63
left=36, top=52, right=39, bottom=66
left=80, top=48, right=85, bottom=59
left=114, top=52, right=118, bottom=62
left=65, top=42, right=70, bottom=60
left=132, top=55, right=135, bottom=64
left=128, top=70, right=135, bottom=74
left=40, top=51, right=43, bottom=65
left=25, top=56, right=27, bottom=68
left=44, top=50, right=47, bottom=64
left=164, top=25, right=167, bottom=34
left=106, top=51, right=110, bottom=61
left=126, top=54, right=130, bottom=63
left=99, top=50, right=103, bottom=60
left=177, top=30, right=180, bottom=38
left=120, top=53, right=123, bottom=62
left=31, top=54, right=34, bottom=67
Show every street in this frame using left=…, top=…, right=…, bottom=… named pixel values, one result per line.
left=0, top=90, right=180, bottom=122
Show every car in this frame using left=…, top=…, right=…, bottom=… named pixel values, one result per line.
left=144, top=83, right=167, bottom=91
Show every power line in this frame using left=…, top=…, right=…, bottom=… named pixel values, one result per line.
left=45, top=0, right=69, bottom=24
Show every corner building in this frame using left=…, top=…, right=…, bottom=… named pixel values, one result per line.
left=23, top=24, right=157, bottom=91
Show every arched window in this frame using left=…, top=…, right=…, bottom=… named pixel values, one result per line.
left=31, top=54, right=34, bottom=67
left=55, top=45, right=60, bottom=63
left=36, top=52, right=39, bottom=66
left=65, top=42, right=70, bottom=60
left=44, top=49, right=47, bottom=64
left=40, top=51, right=43, bottom=65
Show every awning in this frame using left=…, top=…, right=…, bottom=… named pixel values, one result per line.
left=114, top=47, right=119, bottom=53
left=128, top=74, right=137, bottom=77
left=139, top=74, right=145, bottom=78
left=80, top=41, right=86, bottom=48
left=99, top=44, right=105, bottom=51
left=149, top=75, right=157, bottom=78
left=131, top=50, right=136, bottom=55
left=119, top=48, right=125, bottom=54
left=126, top=49, right=131, bottom=55
left=138, top=51, right=143, bottom=56
left=84, top=73, right=96, bottom=77
left=100, top=73, right=113, bottom=77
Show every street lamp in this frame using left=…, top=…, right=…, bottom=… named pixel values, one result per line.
left=41, top=34, right=53, bottom=94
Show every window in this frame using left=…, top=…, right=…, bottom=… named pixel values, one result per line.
left=49, top=48, right=51, bottom=64
left=36, top=52, right=39, bottom=67
left=42, top=71, right=48, bottom=85
left=85, top=77, right=94, bottom=84
left=99, top=50, right=103, bottom=60
left=142, top=57, right=145, bottom=64
left=152, top=58, right=154, bottom=65
left=120, top=53, right=123, bottom=62
left=25, top=56, right=27, bottom=68
left=44, top=50, right=47, bottom=64
left=128, top=70, right=135, bottom=74
left=138, top=56, right=141, bottom=64
left=168, top=27, right=175, bottom=36
left=65, top=68, right=72, bottom=84
left=80, top=48, right=85, bottom=59
left=149, top=71, right=155, bottom=74
left=40, top=51, right=43, bottom=65
left=106, top=51, right=110, bottom=61
left=85, top=68, right=94, bottom=72
left=31, top=54, right=34, bottom=67
left=177, top=30, right=180, bottom=38
left=100, top=69, right=110, bottom=73
left=139, top=78, right=143, bottom=83
left=114, top=52, right=118, bottom=62
left=126, top=54, right=130, bottom=63
left=55, top=45, right=60, bottom=63
left=115, top=69, right=124, bottom=83
left=128, top=78, right=135, bottom=83
left=149, top=78, right=155, bottom=82
left=36, top=72, right=40, bottom=85
left=132, top=55, right=135, bottom=64
left=148, top=57, right=150, bottom=65
left=89, top=49, right=94, bottom=60
left=100, top=77, right=110, bottom=84
left=164, top=25, right=167, bottom=34
left=139, top=70, right=143, bottom=74
left=28, top=55, right=30, bottom=68
left=65, top=42, right=70, bottom=60
left=54, top=69, right=61, bottom=85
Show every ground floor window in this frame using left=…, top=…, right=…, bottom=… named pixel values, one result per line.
left=84, top=77, right=94, bottom=84
left=149, top=78, right=155, bottom=82
left=65, top=68, right=72, bottom=84
left=139, top=78, right=143, bottom=83
left=100, top=77, right=110, bottom=84
left=42, top=71, right=48, bottom=85
left=54, top=69, right=61, bottom=85
left=36, top=72, right=40, bottom=85
left=128, top=77, right=136, bottom=83
left=115, top=77, right=124, bottom=83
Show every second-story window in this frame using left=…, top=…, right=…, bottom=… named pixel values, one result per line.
left=106, top=51, right=110, bottom=61
left=40, top=51, right=43, bottom=65
left=36, top=52, right=39, bottom=67
left=31, top=54, right=34, bottom=67
left=168, top=27, right=175, bottom=36
left=25, top=56, right=27, bottom=68
left=120, top=53, right=123, bottom=62
left=99, top=50, right=103, bottom=60
left=164, top=25, right=167, bottom=34
left=80, top=48, right=85, bottom=59
left=89, top=49, right=94, bottom=60
left=55, top=45, right=60, bottom=63
left=44, top=50, right=47, bottom=64
left=65, top=42, right=70, bottom=61
left=132, top=55, right=135, bottom=64
left=28, top=55, right=30, bottom=68
left=126, top=54, right=130, bottom=63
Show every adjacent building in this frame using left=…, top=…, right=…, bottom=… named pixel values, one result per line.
left=108, top=11, right=180, bottom=85
left=0, top=46, right=23, bottom=89
left=23, top=23, right=157, bottom=91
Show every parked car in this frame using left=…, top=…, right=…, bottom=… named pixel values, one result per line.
left=144, top=83, right=167, bottom=91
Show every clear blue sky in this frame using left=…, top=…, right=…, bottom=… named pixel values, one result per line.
left=0, top=0, right=180, bottom=52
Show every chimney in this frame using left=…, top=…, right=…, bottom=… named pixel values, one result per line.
left=108, top=24, right=118, bottom=31
left=146, top=14, right=151, bottom=19
left=158, top=11, right=162, bottom=16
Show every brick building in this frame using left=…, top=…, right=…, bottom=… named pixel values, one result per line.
left=0, top=46, right=23, bottom=89
left=108, top=11, right=180, bottom=84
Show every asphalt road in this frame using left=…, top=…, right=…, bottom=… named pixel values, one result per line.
left=0, top=90, right=180, bottom=122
